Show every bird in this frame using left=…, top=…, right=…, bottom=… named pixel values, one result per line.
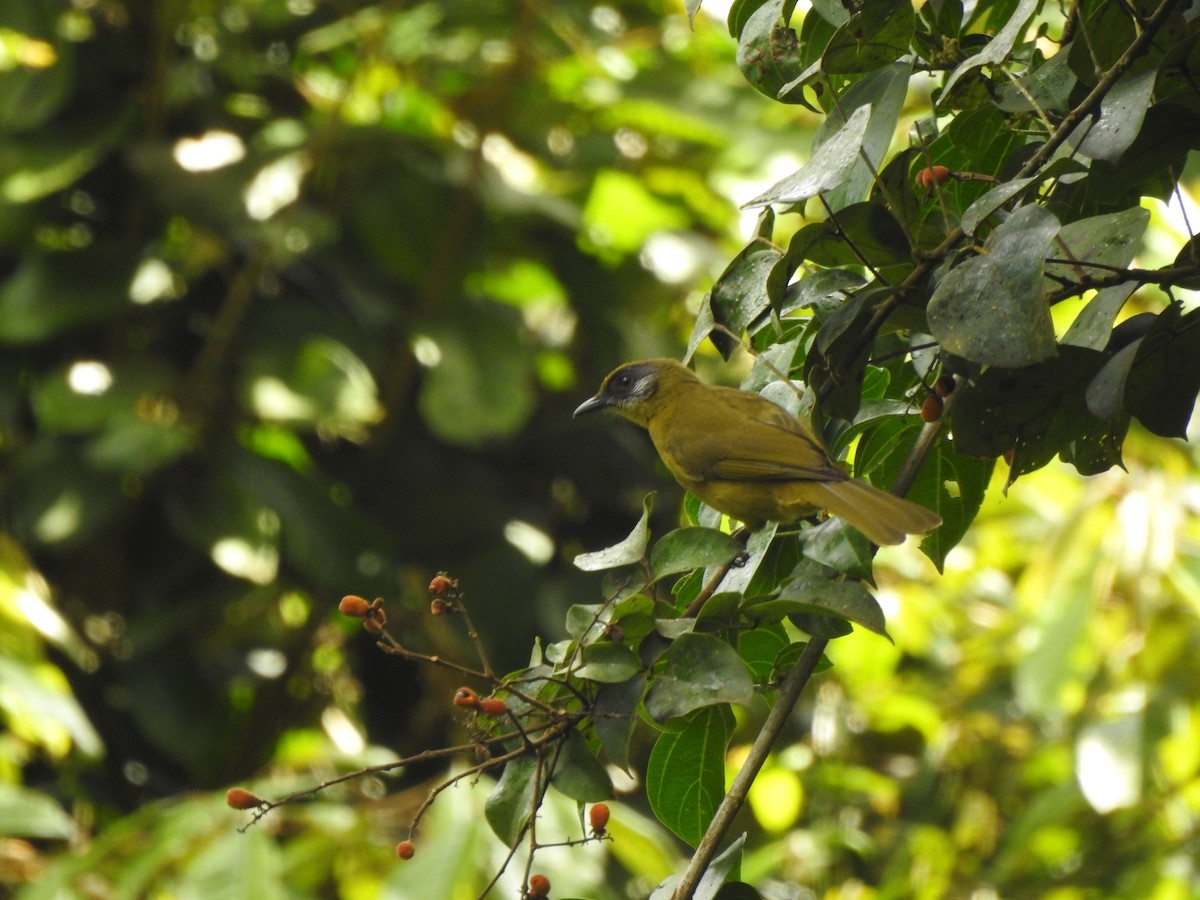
left=574, top=358, right=940, bottom=545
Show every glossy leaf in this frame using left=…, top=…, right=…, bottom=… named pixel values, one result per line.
left=650, top=528, right=746, bottom=581
left=743, top=104, right=872, bottom=208
left=484, top=755, right=538, bottom=847
left=928, top=203, right=1059, bottom=367
left=644, top=633, right=755, bottom=722
left=646, top=705, right=735, bottom=846
left=574, top=494, right=655, bottom=571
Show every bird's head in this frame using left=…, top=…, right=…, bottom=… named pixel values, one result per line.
left=573, top=358, right=697, bottom=426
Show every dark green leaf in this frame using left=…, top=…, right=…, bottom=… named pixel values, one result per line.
left=928, top=203, right=1059, bottom=367
left=941, top=0, right=1038, bottom=96
left=708, top=238, right=783, bottom=358
left=823, top=0, right=915, bottom=76
left=646, top=705, right=735, bottom=846
left=778, top=570, right=889, bottom=637
left=644, top=633, right=755, bottom=722
left=1124, top=302, right=1200, bottom=437
left=593, top=672, right=647, bottom=771
left=650, top=527, right=745, bottom=581
left=551, top=730, right=614, bottom=803
left=577, top=642, right=642, bottom=683
left=484, top=755, right=538, bottom=847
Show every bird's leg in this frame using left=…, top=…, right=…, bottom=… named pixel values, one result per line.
left=729, top=526, right=752, bottom=567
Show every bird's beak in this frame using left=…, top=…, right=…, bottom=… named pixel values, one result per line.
left=573, top=394, right=608, bottom=417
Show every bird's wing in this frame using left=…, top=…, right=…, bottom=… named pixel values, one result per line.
left=659, top=389, right=845, bottom=484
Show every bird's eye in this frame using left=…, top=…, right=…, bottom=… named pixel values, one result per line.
left=615, top=374, right=631, bottom=388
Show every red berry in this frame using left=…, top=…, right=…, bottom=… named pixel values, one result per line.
left=915, top=165, right=951, bottom=189
left=453, top=687, right=480, bottom=709
left=477, top=698, right=508, bottom=717
left=920, top=394, right=944, bottom=423
left=589, top=802, right=610, bottom=834
left=338, top=595, right=370, bottom=617
left=395, top=840, right=415, bottom=859
left=528, top=873, right=550, bottom=897
left=225, top=787, right=263, bottom=810
left=428, top=574, right=456, bottom=596
left=934, top=374, right=955, bottom=397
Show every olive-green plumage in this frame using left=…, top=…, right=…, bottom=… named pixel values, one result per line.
left=574, top=358, right=940, bottom=545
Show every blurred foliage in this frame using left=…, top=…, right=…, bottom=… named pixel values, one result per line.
left=1, top=0, right=1200, bottom=897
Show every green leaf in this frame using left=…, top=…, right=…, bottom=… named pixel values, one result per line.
left=778, top=570, right=889, bottom=637
left=577, top=642, right=643, bottom=683
left=738, top=623, right=790, bottom=682
left=708, top=237, right=783, bottom=358
left=1072, top=68, right=1157, bottom=163
left=646, top=705, right=736, bottom=846
left=941, top=0, right=1038, bottom=97
left=928, top=203, right=1060, bottom=367
left=484, top=754, right=538, bottom=847
left=0, top=245, right=137, bottom=343
left=818, top=62, right=912, bottom=212
left=952, top=346, right=1127, bottom=485
left=551, top=729, right=614, bottom=803
left=644, top=633, right=755, bottom=722
left=1062, top=281, right=1138, bottom=349
left=593, top=673, right=647, bottom=771
left=650, top=528, right=745, bottom=581
left=574, top=493, right=654, bottom=571
left=1045, top=207, right=1149, bottom=291
left=1124, top=302, right=1200, bottom=438
left=822, top=0, right=915, bottom=76
left=743, top=104, right=873, bottom=208
left=735, top=0, right=807, bottom=103
left=0, top=784, right=77, bottom=839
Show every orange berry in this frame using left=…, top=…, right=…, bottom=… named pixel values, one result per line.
left=920, top=394, right=944, bottom=423
left=915, top=164, right=951, bottom=189
left=453, top=687, right=480, bottom=709
left=588, top=802, right=610, bottom=834
left=338, top=595, right=370, bottom=617
left=225, top=787, right=263, bottom=810
left=395, top=840, right=415, bottom=859
left=528, top=873, right=550, bottom=897
left=428, top=574, right=456, bottom=596
left=934, top=374, right=956, bottom=397
left=477, top=698, right=508, bottom=717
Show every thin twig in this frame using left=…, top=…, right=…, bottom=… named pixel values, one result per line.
left=670, top=637, right=829, bottom=900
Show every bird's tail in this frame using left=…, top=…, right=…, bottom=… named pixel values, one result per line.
left=808, top=478, right=941, bottom=546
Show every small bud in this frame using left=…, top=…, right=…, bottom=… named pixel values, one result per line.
left=395, top=840, right=415, bottom=859
left=920, top=394, right=944, bottom=423
left=225, top=787, right=263, bottom=810
left=453, top=687, right=480, bottom=709
left=915, top=164, right=952, bottom=189
left=477, top=698, right=508, bottom=717
left=528, top=873, right=551, bottom=897
left=430, top=598, right=450, bottom=616
left=934, top=374, right=956, bottom=397
left=428, top=573, right=457, bottom=597
left=339, top=595, right=370, bottom=617
left=588, top=802, right=610, bottom=835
